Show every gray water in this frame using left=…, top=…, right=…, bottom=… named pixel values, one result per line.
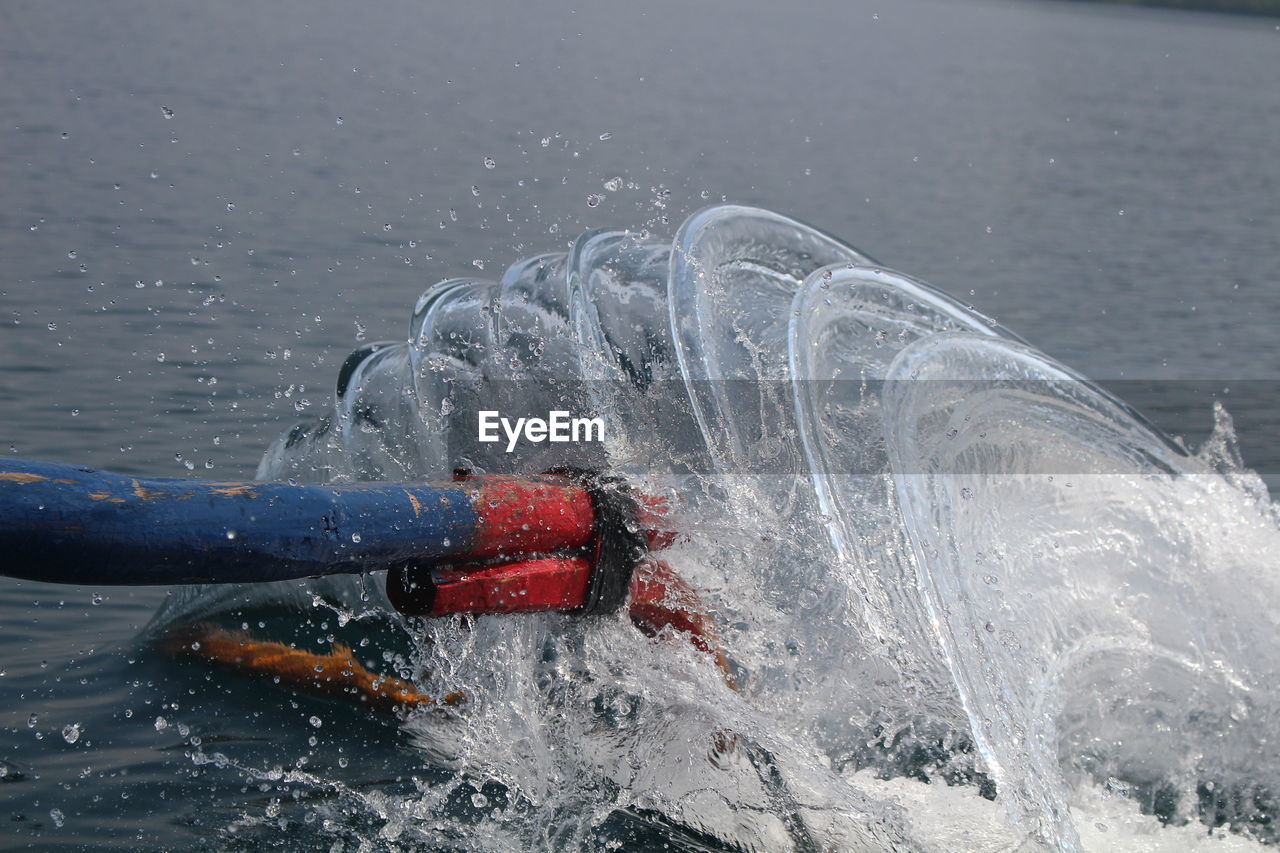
left=2, top=0, right=1279, bottom=850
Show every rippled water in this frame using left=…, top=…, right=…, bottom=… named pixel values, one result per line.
left=2, top=0, right=1278, bottom=851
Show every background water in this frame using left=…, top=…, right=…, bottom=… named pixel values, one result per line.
left=1, top=0, right=1278, bottom=849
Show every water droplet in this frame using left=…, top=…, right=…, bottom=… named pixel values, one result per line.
left=67, top=250, right=77, bottom=259
left=226, top=202, right=235, bottom=211
left=60, top=132, right=70, bottom=140
left=470, top=185, right=480, bottom=197
left=471, top=792, right=489, bottom=808
left=598, top=132, right=612, bottom=141
left=960, top=487, right=974, bottom=500
left=27, top=713, right=38, bottom=728
left=50, top=808, right=65, bottom=828
left=586, top=193, right=604, bottom=208
left=62, top=723, right=81, bottom=744
left=161, top=106, right=174, bottom=119
left=483, top=156, right=496, bottom=169
left=91, top=593, right=102, bottom=605
left=350, top=533, right=361, bottom=543
left=225, top=529, right=237, bottom=540
left=309, top=715, right=322, bottom=728
left=335, top=116, right=344, bottom=125
left=603, top=176, right=622, bottom=192
left=154, top=716, right=168, bottom=731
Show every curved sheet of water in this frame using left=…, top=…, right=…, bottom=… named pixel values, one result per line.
left=150, top=206, right=1279, bottom=853
left=883, top=333, right=1280, bottom=851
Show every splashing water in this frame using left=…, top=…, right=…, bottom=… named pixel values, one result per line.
left=155, top=206, right=1280, bottom=852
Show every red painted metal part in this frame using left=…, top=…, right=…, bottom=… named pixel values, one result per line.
left=390, top=556, right=708, bottom=621
left=389, top=550, right=712, bottom=640
left=627, top=559, right=718, bottom=655
left=403, top=555, right=592, bottom=616
left=388, top=473, right=684, bottom=619
left=386, top=553, right=734, bottom=685
left=385, top=471, right=730, bottom=680
left=461, top=473, right=675, bottom=559
left=465, top=476, right=596, bottom=561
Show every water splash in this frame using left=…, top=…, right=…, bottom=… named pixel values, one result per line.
left=158, top=206, right=1278, bottom=851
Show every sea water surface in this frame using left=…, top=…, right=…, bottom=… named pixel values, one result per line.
left=1, top=1, right=1278, bottom=851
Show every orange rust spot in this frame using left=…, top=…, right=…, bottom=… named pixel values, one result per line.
left=88, top=491, right=114, bottom=501
left=0, top=472, right=49, bottom=484
left=209, top=483, right=257, bottom=498
left=163, top=625, right=463, bottom=712
left=130, top=479, right=165, bottom=502
left=405, top=490, right=424, bottom=517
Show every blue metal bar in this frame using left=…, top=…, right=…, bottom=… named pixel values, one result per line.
left=0, top=459, right=480, bottom=585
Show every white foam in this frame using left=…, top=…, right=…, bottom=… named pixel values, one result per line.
left=845, top=771, right=1265, bottom=853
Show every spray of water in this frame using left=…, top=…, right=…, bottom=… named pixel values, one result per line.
left=156, top=206, right=1279, bottom=852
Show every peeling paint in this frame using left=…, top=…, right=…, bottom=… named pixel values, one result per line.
left=209, top=484, right=257, bottom=498
left=130, top=479, right=166, bottom=502
left=405, top=490, right=424, bottom=518
left=0, top=472, right=50, bottom=484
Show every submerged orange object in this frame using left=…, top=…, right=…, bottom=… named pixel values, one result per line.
left=164, top=625, right=465, bottom=712
left=165, top=555, right=734, bottom=715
